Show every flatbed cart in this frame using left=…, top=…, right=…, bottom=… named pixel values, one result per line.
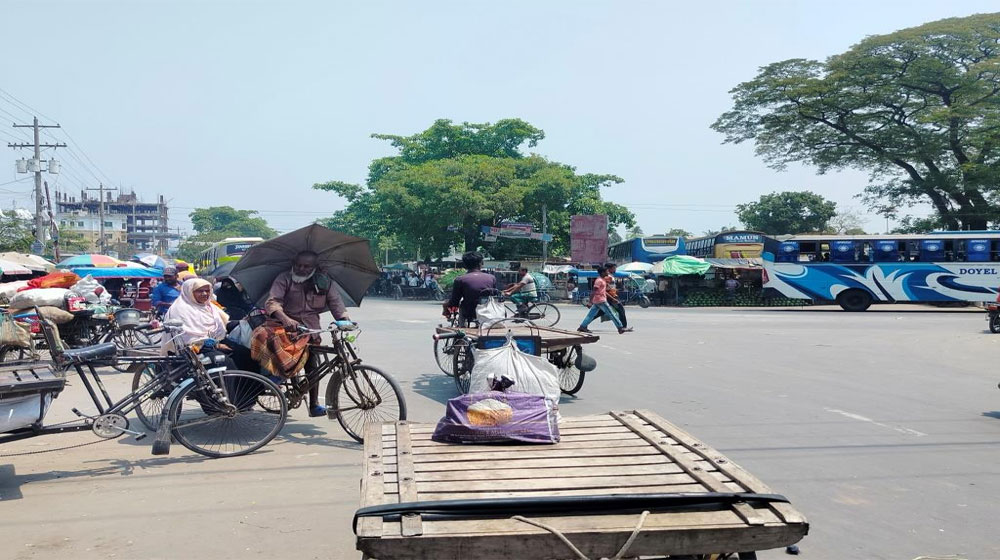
left=354, top=409, right=808, bottom=559
left=434, top=319, right=600, bottom=395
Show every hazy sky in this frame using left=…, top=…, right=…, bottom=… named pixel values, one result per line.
left=2, top=1, right=998, bottom=238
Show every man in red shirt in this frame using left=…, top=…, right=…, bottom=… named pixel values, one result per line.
left=578, top=266, right=627, bottom=334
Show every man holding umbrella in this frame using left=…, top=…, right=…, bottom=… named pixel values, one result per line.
left=265, top=250, right=352, bottom=417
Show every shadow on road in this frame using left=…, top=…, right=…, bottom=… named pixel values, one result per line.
left=412, top=371, right=458, bottom=405
left=273, top=421, right=362, bottom=450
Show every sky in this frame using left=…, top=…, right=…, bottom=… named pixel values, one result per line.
left=2, top=0, right=999, bottom=239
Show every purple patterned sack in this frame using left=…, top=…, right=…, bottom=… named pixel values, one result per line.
left=431, top=391, right=560, bottom=444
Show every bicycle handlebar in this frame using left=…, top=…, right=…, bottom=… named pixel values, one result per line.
left=433, top=331, right=466, bottom=341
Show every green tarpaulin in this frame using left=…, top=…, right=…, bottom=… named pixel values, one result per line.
left=651, top=255, right=711, bottom=276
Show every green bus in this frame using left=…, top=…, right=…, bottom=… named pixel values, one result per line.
left=195, top=237, right=263, bottom=274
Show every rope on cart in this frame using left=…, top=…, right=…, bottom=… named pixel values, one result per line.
left=511, top=509, right=651, bottom=560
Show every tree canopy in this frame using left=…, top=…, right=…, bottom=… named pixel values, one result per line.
left=736, top=191, right=837, bottom=234
left=177, top=206, right=277, bottom=261
left=316, top=119, right=634, bottom=260
left=0, top=211, right=34, bottom=252
left=712, top=13, right=1000, bottom=230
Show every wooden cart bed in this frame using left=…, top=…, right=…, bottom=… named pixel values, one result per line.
left=435, top=324, right=600, bottom=353
left=356, top=410, right=808, bottom=559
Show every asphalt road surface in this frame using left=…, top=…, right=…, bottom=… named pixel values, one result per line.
left=2, top=299, right=998, bottom=560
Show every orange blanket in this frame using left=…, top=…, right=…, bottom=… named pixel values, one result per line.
left=249, top=322, right=310, bottom=378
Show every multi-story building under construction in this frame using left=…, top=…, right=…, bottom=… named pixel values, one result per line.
left=54, top=190, right=175, bottom=254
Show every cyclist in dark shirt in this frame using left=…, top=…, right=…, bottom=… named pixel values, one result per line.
left=443, top=252, right=497, bottom=326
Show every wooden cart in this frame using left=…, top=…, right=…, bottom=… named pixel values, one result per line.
left=435, top=322, right=600, bottom=395
left=355, top=410, right=808, bottom=559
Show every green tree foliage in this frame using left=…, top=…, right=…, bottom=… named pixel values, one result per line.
left=177, top=206, right=278, bottom=262
left=826, top=209, right=868, bottom=235
left=737, top=191, right=837, bottom=234
left=315, top=119, right=635, bottom=259
left=666, top=228, right=692, bottom=237
left=702, top=226, right=738, bottom=236
left=626, top=225, right=645, bottom=239
left=891, top=215, right=946, bottom=234
left=712, top=13, right=1000, bottom=231
left=0, top=211, right=34, bottom=252
left=608, top=229, right=623, bottom=245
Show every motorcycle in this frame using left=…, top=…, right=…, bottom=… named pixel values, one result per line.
left=987, top=303, right=1000, bottom=333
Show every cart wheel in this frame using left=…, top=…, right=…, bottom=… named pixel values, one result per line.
left=990, top=313, right=1000, bottom=333
left=638, top=295, right=651, bottom=309
left=557, top=345, right=586, bottom=395
left=452, top=341, right=474, bottom=394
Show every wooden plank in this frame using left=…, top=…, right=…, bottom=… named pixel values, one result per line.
left=401, top=454, right=672, bottom=472
left=396, top=444, right=661, bottom=464
left=357, top=422, right=386, bottom=538
left=387, top=431, right=642, bottom=448
left=633, top=409, right=808, bottom=525
left=412, top=482, right=715, bottom=501
left=385, top=436, right=649, bottom=455
left=611, top=411, right=768, bottom=526
left=387, top=472, right=698, bottom=493
left=399, top=422, right=629, bottom=436
left=394, top=421, right=423, bottom=537
left=383, top=462, right=686, bottom=483
left=390, top=417, right=622, bottom=434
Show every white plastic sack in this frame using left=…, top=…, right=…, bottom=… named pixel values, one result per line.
left=69, top=275, right=106, bottom=304
left=0, top=280, right=29, bottom=303
left=9, top=288, right=68, bottom=310
left=468, top=340, right=561, bottom=406
left=476, top=297, right=508, bottom=326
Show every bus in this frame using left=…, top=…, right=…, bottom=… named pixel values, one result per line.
left=608, top=235, right=686, bottom=264
left=684, top=231, right=777, bottom=259
left=762, top=231, right=1000, bottom=311
left=194, top=237, right=264, bottom=273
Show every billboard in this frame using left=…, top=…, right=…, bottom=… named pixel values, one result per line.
left=570, top=214, right=609, bottom=264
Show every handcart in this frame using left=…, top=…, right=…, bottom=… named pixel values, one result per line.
left=434, top=318, right=600, bottom=395
left=354, top=410, right=808, bottom=559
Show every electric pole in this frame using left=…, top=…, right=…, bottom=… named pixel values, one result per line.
left=8, top=117, right=65, bottom=253
left=86, top=184, right=117, bottom=254
left=541, top=204, right=548, bottom=264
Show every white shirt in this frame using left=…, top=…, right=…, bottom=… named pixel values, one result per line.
left=519, top=273, right=537, bottom=297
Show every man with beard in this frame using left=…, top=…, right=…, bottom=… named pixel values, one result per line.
left=265, top=250, right=351, bottom=417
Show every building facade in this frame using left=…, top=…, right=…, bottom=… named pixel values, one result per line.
left=55, top=190, right=174, bottom=254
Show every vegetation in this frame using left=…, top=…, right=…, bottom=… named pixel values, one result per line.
left=177, top=206, right=277, bottom=261
left=736, top=191, right=837, bottom=234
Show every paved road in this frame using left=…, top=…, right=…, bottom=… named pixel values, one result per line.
left=2, top=299, right=998, bottom=559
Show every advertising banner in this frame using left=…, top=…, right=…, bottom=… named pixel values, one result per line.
left=570, top=214, right=608, bottom=264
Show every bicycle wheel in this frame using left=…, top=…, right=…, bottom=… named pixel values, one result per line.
left=502, top=302, right=519, bottom=317
left=638, top=295, right=651, bottom=309
left=130, top=362, right=171, bottom=431
left=557, top=345, right=586, bottom=395
left=107, top=327, right=153, bottom=372
left=0, top=345, right=28, bottom=363
left=169, top=370, right=287, bottom=458
left=326, top=364, right=406, bottom=443
left=526, top=303, right=561, bottom=327
left=452, top=342, right=474, bottom=394
left=433, top=338, right=458, bottom=376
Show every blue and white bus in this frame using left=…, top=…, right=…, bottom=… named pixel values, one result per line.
left=608, top=235, right=686, bottom=264
left=762, top=232, right=1000, bottom=311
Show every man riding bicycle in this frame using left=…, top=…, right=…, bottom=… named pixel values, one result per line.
left=503, top=266, right=537, bottom=312
left=443, top=251, right=496, bottom=327
left=265, top=250, right=351, bottom=417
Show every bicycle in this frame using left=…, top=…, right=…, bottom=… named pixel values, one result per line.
left=433, top=310, right=479, bottom=376
left=0, top=308, right=288, bottom=459
left=498, top=293, right=561, bottom=327
left=256, top=322, right=406, bottom=443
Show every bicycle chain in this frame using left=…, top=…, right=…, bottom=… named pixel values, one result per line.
left=0, top=435, right=116, bottom=457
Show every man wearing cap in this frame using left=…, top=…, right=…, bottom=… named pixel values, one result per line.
left=151, top=266, right=182, bottom=315
left=175, top=261, right=196, bottom=282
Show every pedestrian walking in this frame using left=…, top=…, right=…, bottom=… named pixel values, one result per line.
left=578, top=266, right=627, bottom=334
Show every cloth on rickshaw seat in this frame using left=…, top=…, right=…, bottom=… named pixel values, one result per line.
left=431, top=391, right=560, bottom=444
left=249, top=322, right=309, bottom=378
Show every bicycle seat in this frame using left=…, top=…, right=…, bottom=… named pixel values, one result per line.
left=61, top=342, right=118, bottom=364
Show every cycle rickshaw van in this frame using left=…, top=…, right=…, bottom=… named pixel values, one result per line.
left=0, top=361, right=63, bottom=434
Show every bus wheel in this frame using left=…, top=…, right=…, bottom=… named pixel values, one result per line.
left=837, top=289, right=872, bottom=312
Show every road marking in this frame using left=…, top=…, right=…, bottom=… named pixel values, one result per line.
left=396, top=319, right=429, bottom=324
left=824, top=407, right=927, bottom=437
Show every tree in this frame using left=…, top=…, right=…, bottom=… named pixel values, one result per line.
left=702, top=226, right=738, bottom=236
left=189, top=206, right=278, bottom=238
left=608, top=229, right=623, bottom=245
left=315, top=119, right=635, bottom=260
left=626, top=225, right=644, bottom=239
left=891, top=215, right=946, bottom=234
left=712, top=13, right=1000, bottom=231
left=736, top=191, right=837, bottom=234
left=666, top=228, right=692, bottom=237
left=826, top=209, right=868, bottom=235
left=0, top=211, right=34, bottom=252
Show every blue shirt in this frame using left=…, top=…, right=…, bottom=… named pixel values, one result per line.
left=151, top=282, right=181, bottom=310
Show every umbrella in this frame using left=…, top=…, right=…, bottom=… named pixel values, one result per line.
left=132, top=253, right=168, bottom=269
left=0, top=259, right=33, bottom=276
left=0, top=252, right=55, bottom=272
left=651, top=255, right=711, bottom=277
left=206, top=261, right=236, bottom=279
left=57, top=254, right=123, bottom=268
left=69, top=265, right=162, bottom=279
left=229, top=224, right=380, bottom=307
left=618, top=261, right=654, bottom=274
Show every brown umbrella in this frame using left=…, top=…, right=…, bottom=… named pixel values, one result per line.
left=229, top=224, right=379, bottom=307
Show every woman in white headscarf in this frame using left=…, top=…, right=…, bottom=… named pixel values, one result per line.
left=162, top=278, right=229, bottom=353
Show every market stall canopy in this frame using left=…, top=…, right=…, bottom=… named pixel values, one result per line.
left=383, top=262, right=412, bottom=271
left=131, top=253, right=168, bottom=269
left=0, top=259, right=33, bottom=276
left=528, top=272, right=553, bottom=290
left=230, top=223, right=380, bottom=307
left=69, top=265, right=162, bottom=279
left=0, top=252, right=55, bottom=272
left=618, top=261, right=654, bottom=274
left=57, top=254, right=123, bottom=268
left=651, top=255, right=711, bottom=277
left=542, top=264, right=575, bottom=275
left=703, top=257, right=763, bottom=270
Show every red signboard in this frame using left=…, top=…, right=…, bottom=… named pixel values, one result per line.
left=570, top=214, right=609, bottom=264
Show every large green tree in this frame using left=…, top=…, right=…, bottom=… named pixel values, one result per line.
left=737, top=191, right=837, bottom=234
left=316, top=119, right=634, bottom=259
left=712, top=13, right=1000, bottom=230
left=0, top=211, right=34, bottom=252
left=177, top=206, right=278, bottom=261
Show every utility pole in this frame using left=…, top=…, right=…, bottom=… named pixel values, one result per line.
left=86, top=184, right=117, bottom=254
left=541, top=204, right=548, bottom=264
left=43, top=181, right=60, bottom=262
left=8, top=117, right=65, bottom=253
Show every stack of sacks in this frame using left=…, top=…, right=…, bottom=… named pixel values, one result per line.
left=68, top=275, right=110, bottom=305
left=0, top=280, right=30, bottom=304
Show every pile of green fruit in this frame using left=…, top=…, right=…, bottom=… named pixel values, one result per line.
left=679, top=288, right=810, bottom=307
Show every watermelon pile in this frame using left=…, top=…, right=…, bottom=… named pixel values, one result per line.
left=679, top=288, right=810, bottom=307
